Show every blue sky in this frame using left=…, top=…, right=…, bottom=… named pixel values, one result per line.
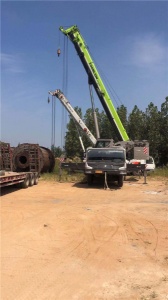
left=1, top=1, right=168, bottom=148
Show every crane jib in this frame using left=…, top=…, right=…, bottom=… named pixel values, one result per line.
left=59, top=25, right=129, bottom=142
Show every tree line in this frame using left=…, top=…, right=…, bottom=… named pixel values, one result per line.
left=52, top=97, right=168, bottom=166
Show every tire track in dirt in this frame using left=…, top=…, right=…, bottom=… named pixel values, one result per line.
left=60, top=210, right=120, bottom=265
left=119, top=214, right=159, bottom=261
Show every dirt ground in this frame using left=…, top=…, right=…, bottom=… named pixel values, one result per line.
left=1, top=177, right=168, bottom=300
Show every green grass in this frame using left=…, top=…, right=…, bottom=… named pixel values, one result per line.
left=40, top=159, right=168, bottom=183
left=148, top=166, right=168, bottom=179
left=40, top=171, right=86, bottom=183
left=40, top=158, right=86, bottom=183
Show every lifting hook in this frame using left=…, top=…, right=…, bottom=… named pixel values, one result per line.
left=57, top=48, right=61, bottom=57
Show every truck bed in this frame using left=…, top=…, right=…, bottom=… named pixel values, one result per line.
left=0, top=171, right=38, bottom=188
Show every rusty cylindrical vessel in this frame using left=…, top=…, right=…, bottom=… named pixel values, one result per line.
left=0, top=142, right=13, bottom=171
left=12, top=143, right=55, bottom=173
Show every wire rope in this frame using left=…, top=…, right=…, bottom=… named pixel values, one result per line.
left=89, top=49, right=123, bottom=108
left=61, top=36, right=68, bottom=148
left=51, top=95, right=56, bottom=148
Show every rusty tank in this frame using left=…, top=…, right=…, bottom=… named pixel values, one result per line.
left=12, top=143, right=55, bottom=173
left=0, top=142, right=13, bottom=171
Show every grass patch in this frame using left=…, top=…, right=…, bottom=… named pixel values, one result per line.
left=40, top=158, right=86, bottom=183
left=148, top=166, right=168, bottom=182
left=40, top=159, right=168, bottom=184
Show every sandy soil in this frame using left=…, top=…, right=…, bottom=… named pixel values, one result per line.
left=1, top=177, right=168, bottom=300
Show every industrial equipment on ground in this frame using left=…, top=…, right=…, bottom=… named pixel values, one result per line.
left=0, top=142, right=55, bottom=189
left=48, top=89, right=127, bottom=187
left=59, top=25, right=154, bottom=171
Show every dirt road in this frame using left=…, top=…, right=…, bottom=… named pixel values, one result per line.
left=1, top=178, right=168, bottom=300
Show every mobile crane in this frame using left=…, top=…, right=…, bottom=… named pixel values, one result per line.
left=49, top=89, right=154, bottom=186
left=59, top=25, right=151, bottom=166
left=49, top=89, right=127, bottom=187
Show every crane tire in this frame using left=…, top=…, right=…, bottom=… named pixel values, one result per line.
left=0, top=170, right=5, bottom=176
left=118, top=175, right=123, bottom=187
left=87, top=174, right=94, bottom=186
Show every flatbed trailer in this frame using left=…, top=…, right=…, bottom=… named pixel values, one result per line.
left=0, top=171, right=39, bottom=189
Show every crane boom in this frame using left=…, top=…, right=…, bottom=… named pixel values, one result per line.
left=48, top=89, right=97, bottom=146
left=59, top=25, right=129, bottom=142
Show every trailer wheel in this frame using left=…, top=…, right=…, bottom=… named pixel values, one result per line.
left=87, top=174, right=94, bottom=186
left=0, top=170, right=5, bottom=176
left=21, top=175, right=29, bottom=188
left=118, top=175, right=123, bottom=187
left=34, top=173, right=39, bottom=185
left=29, top=173, right=35, bottom=186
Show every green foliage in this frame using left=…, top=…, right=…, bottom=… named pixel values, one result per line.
left=158, top=97, right=168, bottom=165
left=82, top=108, right=98, bottom=148
left=40, top=158, right=86, bottom=182
left=99, top=111, right=114, bottom=139
left=149, top=166, right=168, bottom=179
left=127, top=105, right=146, bottom=140
left=63, top=97, right=168, bottom=166
left=51, top=145, right=64, bottom=157
left=117, top=105, right=128, bottom=131
left=64, top=106, right=84, bottom=158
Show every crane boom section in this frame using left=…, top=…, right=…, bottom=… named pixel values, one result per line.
left=59, top=25, right=129, bottom=141
left=49, top=90, right=97, bottom=146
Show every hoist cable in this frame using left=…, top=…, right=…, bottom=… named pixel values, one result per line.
left=104, top=172, right=111, bottom=190
left=51, top=96, right=53, bottom=147
left=51, top=95, right=56, bottom=148
left=61, top=36, right=69, bottom=148
left=53, top=96, right=56, bottom=147
left=89, top=49, right=123, bottom=108
left=88, top=84, right=100, bottom=139
left=72, top=118, right=85, bottom=153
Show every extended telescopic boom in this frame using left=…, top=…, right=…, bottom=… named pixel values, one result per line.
left=48, top=89, right=97, bottom=146
left=59, top=25, right=129, bottom=142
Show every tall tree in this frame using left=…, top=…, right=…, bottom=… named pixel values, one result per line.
left=82, top=108, right=98, bottom=148
left=117, top=104, right=128, bottom=132
left=127, top=105, right=146, bottom=140
left=144, top=102, right=161, bottom=162
left=158, top=97, right=168, bottom=165
left=64, top=107, right=84, bottom=158
left=63, top=99, right=168, bottom=165
left=51, top=145, right=64, bottom=157
left=99, top=110, right=116, bottom=140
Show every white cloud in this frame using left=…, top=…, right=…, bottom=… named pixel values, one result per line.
left=1, top=53, right=25, bottom=73
left=130, top=34, right=167, bottom=68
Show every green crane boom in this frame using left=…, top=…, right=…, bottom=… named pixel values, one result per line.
left=59, top=25, right=129, bottom=142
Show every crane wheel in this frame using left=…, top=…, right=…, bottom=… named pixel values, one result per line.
left=87, top=174, right=94, bottom=186
left=0, top=170, right=5, bottom=176
left=118, top=175, right=124, bottom=187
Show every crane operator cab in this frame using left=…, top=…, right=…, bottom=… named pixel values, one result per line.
left=95, top=139, right=114, bottom=148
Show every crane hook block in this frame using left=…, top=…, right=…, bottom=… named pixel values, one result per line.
left=57, top=48, right=61, bottom=57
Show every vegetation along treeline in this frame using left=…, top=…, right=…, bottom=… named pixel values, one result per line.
left=52, top=97, right=168, bottom=166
